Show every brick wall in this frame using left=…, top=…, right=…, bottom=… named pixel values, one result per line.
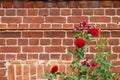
left=0, top=1, right=120, bottom=80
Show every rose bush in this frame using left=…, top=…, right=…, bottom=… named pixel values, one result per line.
left=43, top=22, right=120, bottom=80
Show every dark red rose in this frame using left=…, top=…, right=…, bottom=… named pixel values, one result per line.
left=51, top=65, right=58, bottom=73
left=81, top=21, right=87, bottom=27
left=91, top=63, right=98, bottom=67
left=74, top=38, right=85, bottom=48
left=88, top=28, right=99, bottom=36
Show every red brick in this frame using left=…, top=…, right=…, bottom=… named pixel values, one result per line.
left=113, top=46, right=120, bottom=52
left=23, top=46, right=43, bottom=52
left=51, top=39, right=61, bottom=45
left=61, top=9, right=71, bottom=15
left=30, top=64, right=36, bottom=75
left=44, top=31, right=65, bottom=38
left=18, top=24, right=28, bottom=29
left=6, top=10, right=16, bottom=16
left=51, top=54, right=60, bottom=59
left=35, top=1, right=45, bottom=8
left=59, top=65, right=65, bottom=73
left=57, top=2, right=67, bottom=8
left=52, top=24, right=62, bottom=29
left=90, top=16, right=111, bottom=22
left=40, top=39, right=50, bottom=45
left=8, top=24, right=17, bottom=29
left=117, top=9, right=120, bottom=15
left=63, top=39, right=73, bottom=45
left=105, top=9, right=115, bottom=15
left=2, top=1, right=12, bottom=8
left=30, top=24, right=40, bottom=29
left=72, top=9, right=82, bottom=15
left=41, top=24, right=51, bottom=29
left=18, top=39, right=28, bottom=45
left=29, top=39, right=39, bottom=45
left=28, top=54, right=38, bottom=59
left=17, top=54, right=27, bottom=60
left=0, top=47, right=20, bottom=53
left=62, top=54, right=72, bottom=60
left=46, top=2, right=57, bottom=8
left=0, top=10, right=4, bottom=16
left=110, top=67, right=120, bottom=73
left=7, top=39, right=17, bottom=45
left=111, top=31, right=120, bottom=37
left=0, top=76, right=7, bottom=80
left=24, top=1, right=34, bottom=8
left=94, top=9, right=104, bottom=15
left=101, top=31, right=110, bottom=37
left=13, top=1, right=24, bottom=8
left=0, top=24, right=6, bottom=29
left=2, top=17, right=21, bottom=23
left=100, top=1, right=112, bottom=8
left=23, top=17, right=44, bottom=23
left=113, top=1, right=120, bottom=8
left=45, top=46, right=66, bottom=52
left=16, top=65, right=22, bottom=75
left=83, top=9, right=93, bottom=15
left=0, top=32, right=21, bottom=38
left=0, top=69, right=6, bottom=76
left=28, top=9, right=38, bottom=16
left=46, top=17, right=66, bottom=23
left=16, top=76, right=22, bottom=80
left=68, top=16, right=88, bottom=23
left=6, top=54, right=16, bottom=60
left=107, top=54, right=117, bottom=60
left=17, top=10, right=26, bottom=16
left=0, top=62, right=5, bottom=67
left=63, top=24, right=73, bottom=29
left=109, top=39, right=119, bottom=45
left=39, top=54, right=49, bottom=60
left=88, top=1, right=100, bottom=8
left=37, top=65, right=43, bottom=79
left=39, top=9, right=48, bottom=16
left=85, top=54, right=94, bottom=59
left=8, top=65, right=15, bottom=80
left=107, top=24, right=119, bottom=29
left=67, top=31, right=75, bottom=38
left=112, top=17, right=120, bottom=23
left=68, top=1, right=79, bottom=8
left=0, top=54, right=5, bottom=60
left=79, top=1, right=89, bottom=8
left=112, top=61, right=120, bottom=66
left=0, top=39, right=5, bottom=45
left=22, top=32, right=43, bottom=38
left=23, top=65, right=29, bottom=80
left=50, top=9, right=60, bottom=15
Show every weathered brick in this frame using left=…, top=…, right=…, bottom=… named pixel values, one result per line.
left=50, top=9, right=60, bottom=15
left=68, top=1, right=79, bottom=8
left=28, top=9, right=38, bottom=16
left=72, top=9, right=82, bottom=15
left=13, top=1, right=24, bottom=8
left=62, top=54, right=72, bottom=60
left=35, top=1, right=45, bottom=8
left=94, top=9, right=104, bottom=15
left=111, top=31, right=120, bottom=37
left=18, top=39, right=28, bottom=45
left=0, top=39, right=5, bottom=45
left=63, top=39, right=73, bottom=45
left=40, top=39, right=50, bottom=45
left=37, top=65, right=44, bottom=79
left=8, top=65, right=15, bottom=80
left=17, top=54, right=27, bottom=60
left=6, top=10, right=16, bottom=16
left=6, top=54, right=16, bottom=60
left=0, top=54, right=5, bottom=60
left=30, top=64, right=36, bottom=75
left=51, top=54, right=60, bottom=59
left=24, top=1, right=34, bottom=8
left=61, top=9, right=71, bottom=15
left=29, top=39, right=39, bottom=45
left=16, top=65, right=22, bottom=75
left=51, top=39, right=61, bottom=45
left=39, top=9, right=48, bottom=16
left=39, top=54, right=49, bottom=60
left=7, top=39, right=17, bottom=45
left=105, top=9, right=115, bottom=15
left=83, top=9, right=93, bottom=15
left=0, top=69, right=6, bottom=76
left=2, top=1, right=12, bottom=8
left=109, top=39, right=119, bottom=45
left=17, top=10, right=26, bottom=16
left=0, top=10, right=4, bottom=16
left=28, top=54, right=38, bottom=59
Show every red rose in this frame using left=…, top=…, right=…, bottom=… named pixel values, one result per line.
left=81, top=21, right=87, bottom=27
left=51, top=65, right=58, bottom=73
left=74, top=38, right=85, bottom=48
left=88, top=28, right=99, bottom=36
left=91, top=63, right=98, bottom=67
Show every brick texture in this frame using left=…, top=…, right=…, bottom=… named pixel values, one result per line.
left=0, top=1, right=120, bottom=80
